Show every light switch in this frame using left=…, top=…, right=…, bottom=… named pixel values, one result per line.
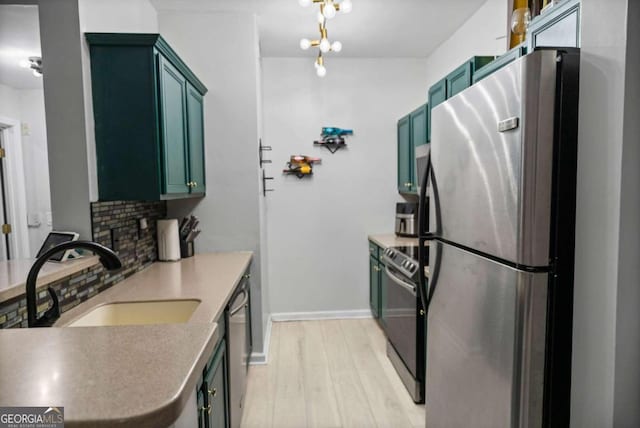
left=21, top=123, right=30, bottom=137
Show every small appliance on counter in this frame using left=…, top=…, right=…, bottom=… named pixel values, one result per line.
left=157, top=219, right=181, bottom=261
left=395, top=202, right=418, bottom=237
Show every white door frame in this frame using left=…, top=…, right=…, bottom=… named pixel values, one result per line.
left=0, top=115, right=31, bottom=259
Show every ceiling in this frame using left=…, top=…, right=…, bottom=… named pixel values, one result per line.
left=0, top=5, right=42, bottom=90
left=151, top=0, right=488, bottom=58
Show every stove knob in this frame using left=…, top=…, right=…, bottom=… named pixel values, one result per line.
left=408, top=263, right=416, bottom=272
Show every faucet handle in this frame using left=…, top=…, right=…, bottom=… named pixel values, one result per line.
left=34, top=287, right=61, bottom=327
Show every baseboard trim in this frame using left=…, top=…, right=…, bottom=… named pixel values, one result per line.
left=249, top=310, right=373, bottom=364
left=249, top=315, right=273, bottom=365
left=270, top=309, right=373, bottom=322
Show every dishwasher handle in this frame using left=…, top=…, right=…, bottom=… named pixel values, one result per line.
left=229, top=289, right=249, bottom=316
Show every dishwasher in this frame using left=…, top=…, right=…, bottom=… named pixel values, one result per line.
left=226, top=276, right=251, bottom=428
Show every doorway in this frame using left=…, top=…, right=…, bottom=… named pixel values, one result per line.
left=0, top=118, right=30, bottom=260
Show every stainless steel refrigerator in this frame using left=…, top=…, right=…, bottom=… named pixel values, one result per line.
left=417, top=49, right=580, bottom=428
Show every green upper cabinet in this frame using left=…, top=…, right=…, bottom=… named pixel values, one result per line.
left=410, top=104, right=428, bottom=148
left=86, top=33, right=208, bottom=201
left=397, top=114, right=412, bottom=194
left=158, top=55, right=190, bottom=195
left=527, top=0, right=581, bottom=51
left=397, top=104, right=428, bottom=195
left=186, top=83, right=206, bottom=194
left=427, top=78, right=447, bottom=143
left=446, top=62, right=473, bottom=98
left=428, top=56, right=493, bottom=142
left=473, top=45, right=527, bottom=84
left=369, top=254, right=380, bottom=319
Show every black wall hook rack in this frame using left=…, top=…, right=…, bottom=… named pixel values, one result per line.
left=313, top=141, right=347, bottom=154
left=262, top=169, right=274, bottom=196
left=259, top=139, right=272, bottom=168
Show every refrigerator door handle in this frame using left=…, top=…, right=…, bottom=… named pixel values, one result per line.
left=418, top=150, right=442, bottom=311
left=425, top=240, right=442, bottom=310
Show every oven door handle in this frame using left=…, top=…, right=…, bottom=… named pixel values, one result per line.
left=385, top=266, right=416, bottom=295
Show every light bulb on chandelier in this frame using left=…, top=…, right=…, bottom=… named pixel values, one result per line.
left=323, top=3, right=337, bottom=19
left=340, top=0, right=352, bottom=14
left=319, top=38, right=331, bottom=53
left=300, top=38, right=311, bottom=50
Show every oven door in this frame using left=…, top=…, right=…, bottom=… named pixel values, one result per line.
left=382, top=264, right=421, bottom=378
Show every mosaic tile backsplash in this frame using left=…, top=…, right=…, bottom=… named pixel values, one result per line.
left=0, top=200, right=166, bottom=328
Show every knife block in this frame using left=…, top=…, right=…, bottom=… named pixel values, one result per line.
left=180, top=240, right=194, bottom=258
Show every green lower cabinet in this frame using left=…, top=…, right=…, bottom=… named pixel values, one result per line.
left=369, top=254, right=381, bottom=318
left=197, top=389, right=207, bottom=428
left=378, top=258, right=386, bottom=329
left=397, top=115, right=413, bottom=194
left=198, top=339, right=229, bottom=428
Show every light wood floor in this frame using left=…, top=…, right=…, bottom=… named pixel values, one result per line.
left=240, top=319, right=425, bottom=428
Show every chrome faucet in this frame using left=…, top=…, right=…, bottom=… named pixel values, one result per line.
left=26, top=241, right=122, bottom=328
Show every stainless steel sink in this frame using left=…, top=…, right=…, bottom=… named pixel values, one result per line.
left=67, top=299, right=200, bottom=327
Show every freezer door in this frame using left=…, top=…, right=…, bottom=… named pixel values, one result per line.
left=429, top=50, right=559, bottom=267
left=425, top=241, right=547, bottom=428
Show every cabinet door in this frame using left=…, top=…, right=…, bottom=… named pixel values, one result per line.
left=244, top=283, right=252, bottom=372
left=409, top=104, right=428, bottom=193
left=197, top=388, right=207, bottom=428
left=369, top=255, right=380, bottom=318
left=205, top=339, right=228, bottom=428
left=186, top=83, right=206, bottom=194
left=378, top=258, right=386, bottom=329
left=428, top=79, right=447, bottom=142
left=446, top=62, right=473, bottom=98
left=158, top=54, right=190, bottom=195
left=397, top=115, right=412, bottom=194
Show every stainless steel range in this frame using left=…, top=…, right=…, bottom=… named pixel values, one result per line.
left=381, top=244, right=426, bottom=403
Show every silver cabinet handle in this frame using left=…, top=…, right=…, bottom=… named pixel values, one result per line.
left=230, top=290, right=249, bottom=316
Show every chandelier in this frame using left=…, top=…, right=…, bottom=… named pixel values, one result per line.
left=298, top=0, right=353, bottom=77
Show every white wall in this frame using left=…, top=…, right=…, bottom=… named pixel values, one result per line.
left=18, top=88, right=51, bottom=255
left=571, top=0, right=636, bottom=427
left=0, top=83, right=20, bottom=117
left=0, top=83, right=51, bottom=257
left=262, top=57, right=427, bottom=315
left=78, top=0, right=158, bottom=32
left=157, top=11, right=266, bottom=353
left=424, top=0, right=508, bottom=89
left=78, top=0, right=159, bottom=201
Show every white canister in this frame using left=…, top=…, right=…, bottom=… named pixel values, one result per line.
left=157, top=219, right=181, bottom=261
